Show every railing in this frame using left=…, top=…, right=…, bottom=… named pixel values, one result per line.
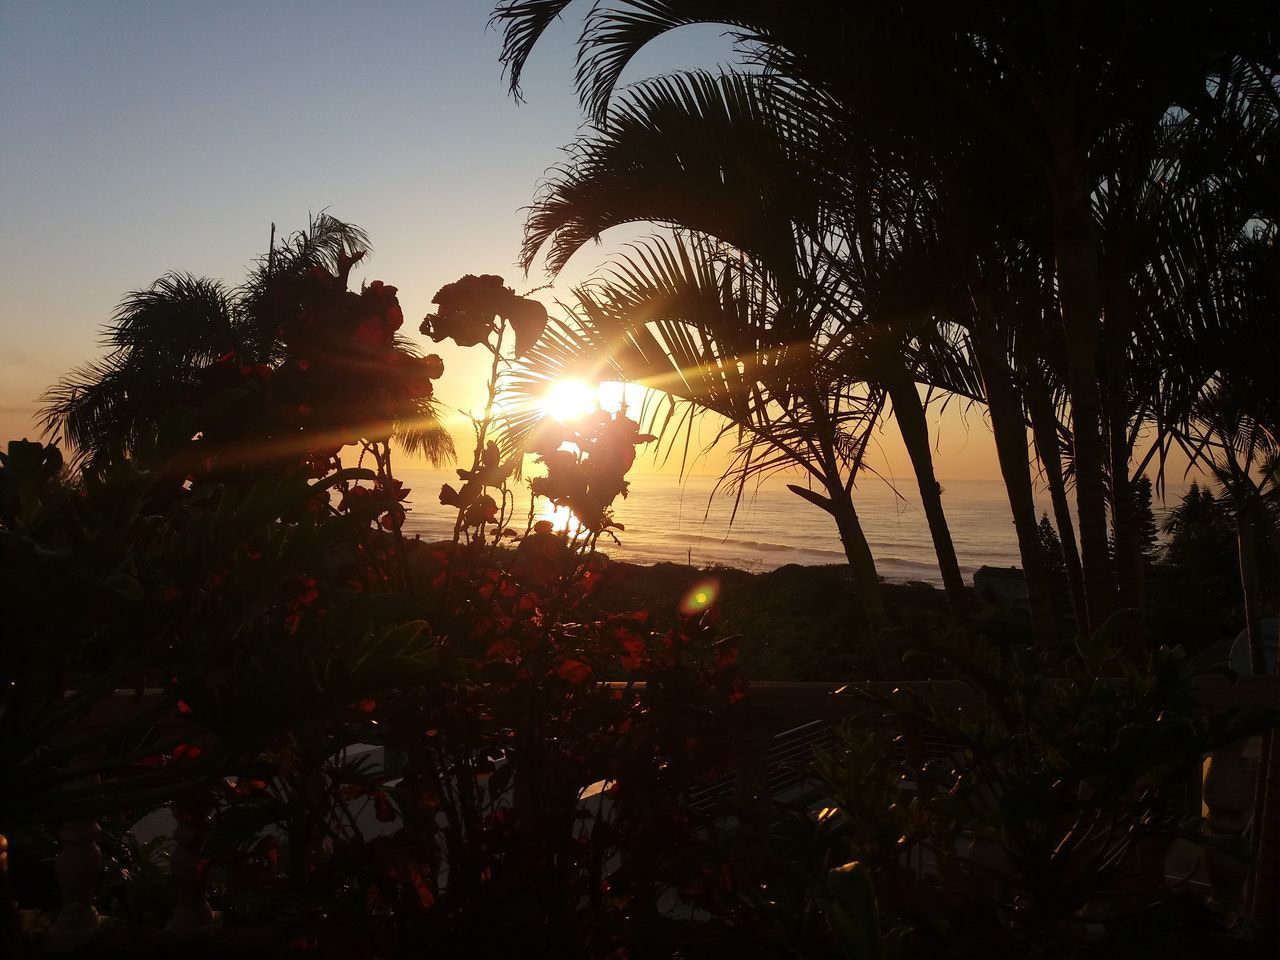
left=4, top=676, right=1276, bottom=951
left=728, top=678, right=1277, bottom=916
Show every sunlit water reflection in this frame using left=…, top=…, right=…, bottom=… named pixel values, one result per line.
left=395, top=468, right=1183, bottom=585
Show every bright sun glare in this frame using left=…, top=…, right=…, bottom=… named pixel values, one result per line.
left=541, top=378, right=598, bottom=423
left=534, top=379, right=645, bottom=534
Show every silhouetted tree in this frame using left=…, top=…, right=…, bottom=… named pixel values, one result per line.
left=1037, top=512, right=1074, bottom=623
left=41, top=214, right=453, bottom=475
left=503, top=232, right=894, bottom=633
left=493, top=42, right=988, bottom=634
left=1132, top=476, right=1159, bottom=569
left=492, top=0, right=1278, bottom=649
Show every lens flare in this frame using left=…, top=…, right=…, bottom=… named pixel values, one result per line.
left=679, top=577, right=720, bottom=616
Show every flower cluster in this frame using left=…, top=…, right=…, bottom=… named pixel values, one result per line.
left=340, top=476, right=412, bottom=531
left=188, top=260, right=444, bottom=486
left=272, top=266, right=444, bottom=444
left=354, top=541, right=746, bottom=952
left=528, top=410, right=656, bottom=532
left=420, top=273, right=548, bottom=357
left=439, top=440, right=515, bottom=530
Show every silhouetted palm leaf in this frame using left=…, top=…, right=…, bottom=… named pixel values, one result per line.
left=41, top=215, right=451, bottom=473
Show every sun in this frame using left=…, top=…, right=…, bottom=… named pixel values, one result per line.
left=541, top=378, right=599, bottom=423
left=540, top=379, right=643, bottom=424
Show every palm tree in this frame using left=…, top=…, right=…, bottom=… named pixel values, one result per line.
left=503, top=66, right=985, bottom=631
left=40, top=272, right=245, bottom=474
left=504, top=232, right=894, bottom=634
left=492, top=0, right=1278, bottom=636
left=41, top=214, right=453, bottom=474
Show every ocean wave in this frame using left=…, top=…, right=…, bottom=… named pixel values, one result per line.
left=869, top=555, right=949, bottom=572
left=396, top=468, right=1028, bottom=579
left=668, top=533, right=851, bottom=559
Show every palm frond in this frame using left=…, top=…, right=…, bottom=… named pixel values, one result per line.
left=491, top=0, right=577, bottom=101
left=38, top=271, right=238, bottom=471
left=41, top=214, right=379, bottom=472
left=39, top=356, right=171, bottom=472
left=105, top=272, right=240, bottom=364
left=575, top=1, right=761, bottom=125
left=522, top=69, right=823, bottom=276
left=500, top=231, right=883, bottom=497
left=394, top=397, right=456, bottom=466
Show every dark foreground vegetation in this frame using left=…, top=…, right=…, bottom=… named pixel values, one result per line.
left=588, top=487, right=1276, bottom=680
left=2, top=0, right=1279, bottom=956
left=2, top=215, right=1274, bottom=959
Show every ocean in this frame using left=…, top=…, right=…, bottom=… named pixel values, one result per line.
left=392, top=467, right=1176, bottom=586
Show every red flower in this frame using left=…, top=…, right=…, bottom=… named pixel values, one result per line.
left=486, top=638, right=519, bottom=661
left=233, top=778, right=268, bottom=797
left=395, top=353, right=442, bottom=401
left=420, top=274, right=547, bottom=355
left=409, top=868, right=435, bottom=909
left=353, top=316, right=385, bottom=347
left=380, top=505, right=406, bottom=531
left=556, top=659, right=593, bottom=684
left=373, top=792, right=396, bottom=823
left=361, top=280, right=404, bottom=334
left=618, top=636, right=647, bottom=672
left=464, top=495, right=499, bottom=527
left=421, top=274, right=505, bottom=347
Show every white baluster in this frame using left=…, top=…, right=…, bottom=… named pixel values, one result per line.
left=0, top=832, right=18, bottom=947
left=46, top=809, right=105, bottom=950
left=166, top=797, right=220, bottom=938
left=1203, top=740, right=1250, bottom=915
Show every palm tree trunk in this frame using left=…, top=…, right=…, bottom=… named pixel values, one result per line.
left=1108, top=409, right=1143, bottom=612
left=1100, top=274, right=1142, bottom=616
left=800, top=384, right=889, bottom=635
left=886, top=378, right=970, bottom=631
left=972, top=324, right=1058, bottom=649
left=1248, top=525, right=1279, bottom=922
left=1052, top=173, right=1118, bottom=628
left=828, top=490, right=890, bottom=681
left=1237, top=514, right=1264, bottom=675
left=1250, top=721, right=1279, bottom=923
left=786, top=480, right=888, bottom=636
left=828, top=487, right=889, bottom=634
left=1233, top=502, right=1278, bottom=922
left=1025, top=376, right=1088, bottom=631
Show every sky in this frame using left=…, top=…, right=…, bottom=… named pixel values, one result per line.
left=0, top=0, right=1007, bottom=483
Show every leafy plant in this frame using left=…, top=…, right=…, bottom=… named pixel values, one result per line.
left=811, top=622, right=1278, bottom=956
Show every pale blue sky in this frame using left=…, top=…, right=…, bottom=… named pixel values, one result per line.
left=0, top=3, right=745, bottom=443
left=0, top=2, right=1019, bottom=481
